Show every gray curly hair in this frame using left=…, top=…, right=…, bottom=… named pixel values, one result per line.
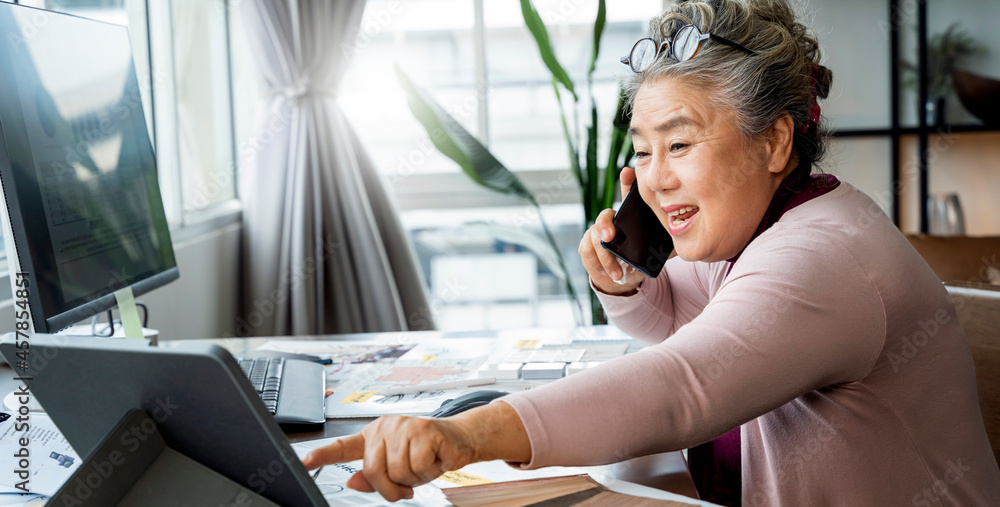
left=623, top=0, right=833, bottom=172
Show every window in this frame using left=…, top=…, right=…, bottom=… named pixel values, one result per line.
left=35, top=0, right=238, bottom=226
left=482, top=0, right=663, bottom=171
left=338, top=0, right=482, bottom=180
left=335, top=1, right=665, bottom=330
left=168, top=0, right=236, bottom=216
left=0, top=0, right=239, bottom=285
left=339, top=0, right=663, bottom=182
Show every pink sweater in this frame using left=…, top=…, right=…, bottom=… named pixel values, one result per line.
left=502, top=182, right=1000, bottom=505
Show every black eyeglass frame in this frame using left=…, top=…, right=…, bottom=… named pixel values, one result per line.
left=620, top=24, right=757, bottom=73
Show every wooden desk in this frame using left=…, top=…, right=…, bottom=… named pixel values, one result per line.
left=0, top=326, right=699, bottom=500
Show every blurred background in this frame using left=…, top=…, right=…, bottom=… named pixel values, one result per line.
left=3, top=0, right=998, bottom=336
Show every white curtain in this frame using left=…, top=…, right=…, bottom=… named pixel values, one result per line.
left=237, top=0, right=433, bottom=336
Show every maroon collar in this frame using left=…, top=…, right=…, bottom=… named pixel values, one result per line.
left=726, top=170, right=840, bottom=268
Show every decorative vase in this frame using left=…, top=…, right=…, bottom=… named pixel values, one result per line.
left=927, top=193, right=966, bottom=236
left=952, top=70, right=1000, bottom=126
left=925, top=96, right=946, bottom=127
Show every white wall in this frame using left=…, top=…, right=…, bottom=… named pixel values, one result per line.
left=140, top=223, right=242, bottom=340
left=0, top=223, right=242, bottom=340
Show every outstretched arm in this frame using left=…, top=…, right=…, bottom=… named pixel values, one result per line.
left=301, top=401, right=530, bottom=502
left=503, top=230, right=886, bottom=468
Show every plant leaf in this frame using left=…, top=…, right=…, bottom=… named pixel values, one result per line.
left=585, top=102, right=598, bottom=221
left=396, top=66, right=533, bottom=200
left=464, top=222, right=568, bottom=282
left=553, top=80, right=583, bottom=188
left=600, top=136, right=634, bottom=216
left=520, top=0, right=577, bottom=101
left=601, top=128, right=624, bottom=215
left=587, top=0, right=606, bottom=79
left=599, top=91, right=633, bottom=214
left=612, top=87, right=631, bottom=130
left=397, top=67, right=584, bottom=324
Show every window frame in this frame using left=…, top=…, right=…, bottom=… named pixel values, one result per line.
left=0, top=0, right=243, bottom=293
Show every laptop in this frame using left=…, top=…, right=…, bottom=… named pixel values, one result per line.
left=0, top=334, right=328, bottom=506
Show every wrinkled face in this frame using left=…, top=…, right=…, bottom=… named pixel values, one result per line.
left=629, top=77, right=784, bottom=262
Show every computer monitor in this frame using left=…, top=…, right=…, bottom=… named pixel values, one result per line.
left=0, top=2, right=178, bottom=333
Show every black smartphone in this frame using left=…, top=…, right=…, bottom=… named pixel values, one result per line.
left=600, top=180, right=674, bottom=278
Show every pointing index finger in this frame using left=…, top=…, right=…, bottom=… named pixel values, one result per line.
left=302, top=434, right=365, bottom=470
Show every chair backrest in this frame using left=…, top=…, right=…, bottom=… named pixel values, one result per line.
left=947, top=283, right=1000, bottom=466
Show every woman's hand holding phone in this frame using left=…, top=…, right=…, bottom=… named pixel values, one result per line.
left=578, top=167, right=647, bottom=295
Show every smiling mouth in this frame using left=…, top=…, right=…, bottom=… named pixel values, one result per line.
left=666, top=205, right=699, bottom=226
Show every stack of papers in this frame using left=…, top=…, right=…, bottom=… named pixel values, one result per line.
left=0, top=412, right=80, bottom=499
left=0, top=491, right=46, bottom=506
left=444, top=474, right=697, bottom=506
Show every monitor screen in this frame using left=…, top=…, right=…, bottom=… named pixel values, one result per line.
left=0, top=3, right=178, bottom=333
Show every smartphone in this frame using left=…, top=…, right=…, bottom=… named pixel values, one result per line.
left=600, top=180, right=674, bottom=278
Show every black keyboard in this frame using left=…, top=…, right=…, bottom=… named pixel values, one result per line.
left=236, top=356, right=326, bottom=430
left=239, top=357, right=284, bottom=414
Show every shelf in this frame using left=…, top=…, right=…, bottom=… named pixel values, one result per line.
left=919, top=124, right=1000, bottom=135
left=831, top=128, right=893, bottom=138
left=831, top=124, right=1000, bottom=138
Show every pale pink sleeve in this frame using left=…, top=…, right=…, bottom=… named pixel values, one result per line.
left=594, top=256, right=722, bottom=344
left=501, top=227, right=886, bottom=469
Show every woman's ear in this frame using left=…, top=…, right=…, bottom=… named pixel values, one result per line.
left=765, top=115, right=796, bottom=175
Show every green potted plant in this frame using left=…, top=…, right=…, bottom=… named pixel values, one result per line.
left=397, top=0, right=633, bottom=325
left=902, top=23, right=985, bottom=125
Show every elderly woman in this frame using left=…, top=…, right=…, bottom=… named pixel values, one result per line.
left=304, top=0, right=1000, bottom=504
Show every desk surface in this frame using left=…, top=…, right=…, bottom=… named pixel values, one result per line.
left=0, top=326, right=699, bottom=501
